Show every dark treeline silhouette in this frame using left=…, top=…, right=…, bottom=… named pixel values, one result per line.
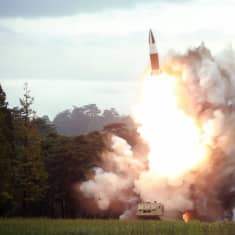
left=53, top=104, right=134, bottom=136
left=0, top=83, right=139, bottom=218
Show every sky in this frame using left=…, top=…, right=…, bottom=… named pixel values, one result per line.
left=0, top=0, right=235, bottom=119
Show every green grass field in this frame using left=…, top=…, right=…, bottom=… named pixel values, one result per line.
left=0, top=219, right=234, bottom=235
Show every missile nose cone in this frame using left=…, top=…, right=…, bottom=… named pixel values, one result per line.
left=149, top=29, right=155, bottom=44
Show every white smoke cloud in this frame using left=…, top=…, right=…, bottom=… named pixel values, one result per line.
left=80, top=168, right=131, bottom=210
left=80, top=135, right=145, bottom=212
left=134, top=171, right=193, bottom=212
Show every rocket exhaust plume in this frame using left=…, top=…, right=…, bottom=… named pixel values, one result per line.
left=77, top=39, right=235, bottom=221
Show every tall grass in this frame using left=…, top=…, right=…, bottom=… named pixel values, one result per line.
left=0, top=219, right=234, bottom=235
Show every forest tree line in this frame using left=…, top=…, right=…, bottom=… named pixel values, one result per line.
left=52, top=104, right=134, bottom=136
left=0, top=83, right=139, bottom=218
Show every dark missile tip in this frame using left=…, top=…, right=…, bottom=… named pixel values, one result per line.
left=149, top=29, right=155, bottom=44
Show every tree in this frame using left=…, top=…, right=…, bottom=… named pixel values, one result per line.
left=102, top=108, right=119, bottom=120
left=40, top=130, right=105, bottom=218
left=14, top=83, right=47, bottom=214
left=0, top=84, right=15, bottom=213
left=53, top=105, right=133, bottom=136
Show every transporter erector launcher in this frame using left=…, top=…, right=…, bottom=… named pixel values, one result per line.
left=149, top=29, right=160, bottom=75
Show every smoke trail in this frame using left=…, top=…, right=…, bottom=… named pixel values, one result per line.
left=79, top=135, right=145, bottom=216
left=79, top=44, right=235, bottom=221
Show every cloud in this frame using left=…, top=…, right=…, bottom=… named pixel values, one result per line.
left=0, top=0, right=187, bottom=18
left=0, top=0, right=233, bottom=81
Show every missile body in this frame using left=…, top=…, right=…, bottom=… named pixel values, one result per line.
left=149, top=30, right=160, bottom=75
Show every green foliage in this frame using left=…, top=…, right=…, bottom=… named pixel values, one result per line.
left=13, top=83, right=48, bottom=212
left=104, top=122, right=138, bottom=147
left=0, top=82, right=139, bottom=218
left=0, top=219, right=235, bottom=235
left=41, top=131, right=105, bottom=217
left=0, top=84, right=15, bottom=210
left=19, top=83, right=35, bottom=121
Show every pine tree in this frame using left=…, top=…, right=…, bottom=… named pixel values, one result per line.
left=14, top=83, right=47, bottom=213
left=0, top=84, right=15, bottom=212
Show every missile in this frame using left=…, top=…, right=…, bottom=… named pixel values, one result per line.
left=149, top=29, right=160, bottom=75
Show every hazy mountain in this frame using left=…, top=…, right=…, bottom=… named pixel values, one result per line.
left=52, top=104, right=134, bottom=136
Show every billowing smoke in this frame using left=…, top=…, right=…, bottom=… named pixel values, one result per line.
left=78, top=44, right=235, bottom=221
left=79, top=135, right=146, bottom=217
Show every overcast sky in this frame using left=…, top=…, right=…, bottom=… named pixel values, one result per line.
left=0, top=0, right=235, bottom=118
